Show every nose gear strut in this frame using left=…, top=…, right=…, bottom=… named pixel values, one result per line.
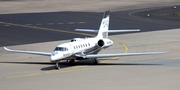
left=55, top=62, right=60, bottom=70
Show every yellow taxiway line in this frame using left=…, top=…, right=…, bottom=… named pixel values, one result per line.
left=0, top=21, right=95, bottom=37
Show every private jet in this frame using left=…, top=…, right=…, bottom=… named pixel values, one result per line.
left=3, top=11, right=166, bottom=69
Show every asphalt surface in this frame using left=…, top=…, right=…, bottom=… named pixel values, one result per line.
left=133, top=5, right=180, bottom=21
left=1, top=5, right=180, bottom=90
left=1, top=6, right=180, bottom=46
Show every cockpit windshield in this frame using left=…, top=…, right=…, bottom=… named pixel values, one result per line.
left=54, top=47, right=68, bottom=51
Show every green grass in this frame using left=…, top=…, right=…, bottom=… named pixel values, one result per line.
left=175, top=12, right=180, bottom=16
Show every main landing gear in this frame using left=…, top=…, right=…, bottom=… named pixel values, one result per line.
left=55, top=59, right=98, bottom=70
left=92, top=58, right=99, bottom=64
left=68, top=59, right=75, bottom=64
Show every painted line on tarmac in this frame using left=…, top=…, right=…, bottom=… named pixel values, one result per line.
left=36, top=23, right=43, bottom=25
left=171, top=58, right=180, bottom=60
left=79, top=22, right=86, bottom=24
left=111, top=38, right=129, bottom=54
left=47, top=23, right=53, bottom=25
left=101, top=57, right=120, bottom=63
left=0, top=21, right=95, bottom=37
left=68, top=22, right=75, bottom=24
left=6, top=73, right=42, bottom=79
left=58, top=22, right=64, bottom=24
left=10, top=22, right=86, bottom=26
left=119, top=42, right=129, bottom=53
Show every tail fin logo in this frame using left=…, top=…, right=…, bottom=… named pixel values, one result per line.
left=103, top=20, right=108, bottom=28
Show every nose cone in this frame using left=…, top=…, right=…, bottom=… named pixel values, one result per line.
left=111, top=40, right=114, bottom=45
left=50, top=51, right=62, bottom=62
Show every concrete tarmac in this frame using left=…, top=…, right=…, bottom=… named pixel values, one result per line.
left=0, top=0, right=180, bottom=90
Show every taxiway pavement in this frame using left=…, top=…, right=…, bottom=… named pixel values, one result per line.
left=0, top=0, right=180, bottom=90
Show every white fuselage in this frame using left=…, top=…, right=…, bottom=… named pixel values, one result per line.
left=50, top=37, right=113, bottom=62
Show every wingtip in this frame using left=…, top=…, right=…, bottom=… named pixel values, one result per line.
left=3, top=46, right=9, bottom=51
left=3, top=46, right=6, bottom=49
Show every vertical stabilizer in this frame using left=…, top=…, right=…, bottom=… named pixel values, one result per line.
left=96, top=11, right=110, bottom=39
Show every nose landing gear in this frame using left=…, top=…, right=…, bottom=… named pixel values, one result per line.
left=55, top=62, right=60, bottom=70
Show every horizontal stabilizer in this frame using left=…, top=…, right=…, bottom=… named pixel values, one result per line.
left=75, top=29, right=98, bottom=33
left=75, top=29, right=140, bottom=33
left=3, top=47, right=51, bottom=56
left=108, top=29, right=140, bottom=33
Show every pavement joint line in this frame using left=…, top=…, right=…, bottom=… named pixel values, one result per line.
left=0, top=21, right=95, bottom=37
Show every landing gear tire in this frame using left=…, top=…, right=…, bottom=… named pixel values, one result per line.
left=92, top=58, right=99, bottom=64
left=55, top=66, right=60, bottom=70
left=69, top=59, right=75, bottom=64
left=55, top=62, right=60, bottom=70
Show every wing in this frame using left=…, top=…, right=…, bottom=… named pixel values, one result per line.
left=81, top=52, right=167, bottom=58
left=3, top=47, right=51, bottom=56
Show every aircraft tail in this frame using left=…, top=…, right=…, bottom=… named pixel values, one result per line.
left=75, top=11, right=140, bottom=38
left=96, top=11, right=110, bottom=39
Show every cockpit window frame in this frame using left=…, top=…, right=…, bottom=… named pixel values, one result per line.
left=54, top=47, right=68, bottom=51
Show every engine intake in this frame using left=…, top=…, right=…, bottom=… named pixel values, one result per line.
left=97, top=39, right=104, bottom=47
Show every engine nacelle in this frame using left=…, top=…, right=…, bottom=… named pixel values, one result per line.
left=97, top=39, right=104, bottom=47
left=71, top=38, right=84, bottom=42
left=97, top=39, right=113, bottom=48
